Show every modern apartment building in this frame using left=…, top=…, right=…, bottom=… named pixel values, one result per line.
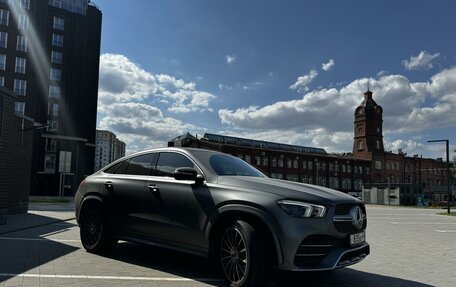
left=94, top=129, right=126, bottom=171
left=0, top=0, right=102, bottom=195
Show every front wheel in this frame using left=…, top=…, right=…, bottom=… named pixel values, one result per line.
left=219, top=220, right=270, bottom=287
left=79, top=205, right=116, bottom=253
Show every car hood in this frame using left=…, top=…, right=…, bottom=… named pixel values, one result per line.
left=217, top=176, right=359, bottom=206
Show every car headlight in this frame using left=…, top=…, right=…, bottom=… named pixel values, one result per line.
left=277, top=200, right=326, bottom=218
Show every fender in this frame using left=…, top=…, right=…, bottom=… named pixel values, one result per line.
left=207, top=203, right=284, bottom=265
left=78, top=194, right=115, bottom=231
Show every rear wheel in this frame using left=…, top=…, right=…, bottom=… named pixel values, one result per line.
left=79, top=205, right=116, bottom=253
left=219, top=220, right=271, bottom=287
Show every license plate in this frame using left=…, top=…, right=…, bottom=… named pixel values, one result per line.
left=350, top=231, right=365, bottom=246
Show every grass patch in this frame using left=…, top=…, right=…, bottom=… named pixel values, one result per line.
left=437, top=212, right=456, bottom=216
left=29, top=197, right=73, bottom=204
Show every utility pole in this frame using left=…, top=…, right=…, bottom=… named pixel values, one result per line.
left=427, top=140, right=451, bottom=214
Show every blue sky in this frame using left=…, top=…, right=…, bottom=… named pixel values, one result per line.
left=94, top=0, right=456, bottom=159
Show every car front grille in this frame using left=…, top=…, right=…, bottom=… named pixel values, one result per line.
left=333, top=203, right=367, bottom=234
left=294, top=235, right=335, bottom=268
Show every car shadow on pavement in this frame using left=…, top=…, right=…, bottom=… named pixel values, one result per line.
left=103, top=242, right=435, bottom=287
left=0, top=216, right=79, bottom=283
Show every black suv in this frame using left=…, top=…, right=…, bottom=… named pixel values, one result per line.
left=75, top=147, right=369, bottom=287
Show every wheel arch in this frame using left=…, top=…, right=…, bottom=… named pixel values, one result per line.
left=77, top=194, right=111, bottom=227
left=207, top=204, right=284, bottom=266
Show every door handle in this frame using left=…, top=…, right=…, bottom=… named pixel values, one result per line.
left=147, top=185, right=159, bottom=193
left=104, top=181, right=114, bottom=191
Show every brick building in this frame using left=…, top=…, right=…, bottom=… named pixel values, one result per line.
left=0, top=86, right=33, bottom=216
left=169, top=133, right=372, bottom=195
left=169, top=90, right=452, bottom=204
left=353, top=90, right=450, bottom=203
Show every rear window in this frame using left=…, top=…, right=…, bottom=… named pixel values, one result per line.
left=104, top=161, right=122, bottom=174
left=126, top=153, right=155, bottom=176
left=209, top=154, right=265, bottom=177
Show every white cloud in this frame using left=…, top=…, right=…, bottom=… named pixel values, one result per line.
left=321, top=59, right=335, bottom=71
left=219, top=67, right=456, bottom=155
left=97, top=54, right=212, bottom=153
left=289, top=69, right=318, bottom=92
left=99, top=54, right=216, bottom=114
left=225, top=54, right=236, bottom=64
left=218, top=84, right=232, bottom=90
left=402, top=51, right=440, bottom=71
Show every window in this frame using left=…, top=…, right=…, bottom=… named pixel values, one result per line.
left=126, top=153, right=155, bottom=176
left=15, top=57, right=26, bottom=74
left=347, top=165, right=352, bottom=173
left=13, top=79, right=26, bottom=96
left=0, top=31, right=7, bottom=48
left=16, top=35, right=27, bottom=52
left=286, top=159, right=292, bottom=168
left=104, top=161, right=122, bottom=174
left=53, top=16, right=64, bottom=30
left=44, top=154, right=56, bottom=173
left=365, top=167, right=370, bottom=175
left=0, top=76, right=4, bottom=86
left=293, top=159, right=298, bottom=169
left=14, top=101, right=25, bottom=115
left=255, top=155, right=261, bottom=166
left=386, top=162, right=391, bottom=170
left=342, top=178, right=351, bottom=190
left=20, top=0, right=30, bottom=9
left=0, top=9, right=9, bottom=26
left=329, top=163, right=334, bottom=172
left=47, top=120, right=58, bottom=132
left=354, top=179, right=363, bottom=191
left=358, top=125, right=363, bottom=134
left=156, top=152, right=194, bottom=177
left=58, top=151, right=72, bottom=173
left=52, top=33, right=63, bottom=47
left=272, top=158, right=277, bottom=167
left=262, top=157, right=268, bottom=167
left=329, top=177, right=339, bottom=189
left=18, top=14, right=28, bottom=30
left=49, top=84, right=60, bottom=98
left=307, top=161, right=313, bottom=170
left=287, top=174, right=298, bottom=182
left=342, top=164, right=346, bottom=173
left=45, top=138, right=57, bottom=152
left=51, top=50, right=63, bottom=64
left=48, top=102, right=59, bottom=116
left=244, top=155, right=251, bottom=163
left=0, top=54, right=5, bottom=70
left=271, top=173, right=283, bottom=179
left=358, top=140, right=364, bottom=150
left=278, top=158, right=283, bottom=167
left=301, top=161, right=306, bottom=169
left=210, top=154, right=265, bottom=177
left=376, top=140, right=380, bottom=149
left=50, top=67, right=61, bottom=81
left=375, top=160, right=382, bottom=170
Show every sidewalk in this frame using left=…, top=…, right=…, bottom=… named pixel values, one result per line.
left=0, top=201, right=75, bottom=235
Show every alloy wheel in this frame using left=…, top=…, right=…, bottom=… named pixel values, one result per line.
left=81, top=210, right=103, bottom=249
left=220, top=226, right=249, bottom=285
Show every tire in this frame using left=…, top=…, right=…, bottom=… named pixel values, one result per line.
left=79, top=204, right=117, bottom=253
left=219, top=220, right=271, bottom=287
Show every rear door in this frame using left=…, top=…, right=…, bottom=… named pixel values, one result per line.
left=102, top=153, right=157, bottom=236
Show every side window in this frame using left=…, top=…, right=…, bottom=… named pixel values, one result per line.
left=156, top=152, right=195, bottom=177
left=114, top=159, right=130, bottom=174
left=126, top=153, right=155, bottom=176
left=104, top=161, right=121, bottom=174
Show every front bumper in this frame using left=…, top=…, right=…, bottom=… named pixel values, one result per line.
left=274, top=203, right=370, bottom=271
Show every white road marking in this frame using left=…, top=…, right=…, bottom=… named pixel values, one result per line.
left=435, top=230, right=456, bottom=233
left=0, top=273, right=223, bottom=282
left=0, top=237, right=80, bottom=242
left=390, top=222, right=456, bottom=225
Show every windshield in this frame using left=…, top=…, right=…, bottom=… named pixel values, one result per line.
left=209, top=154, right=266, bottom=177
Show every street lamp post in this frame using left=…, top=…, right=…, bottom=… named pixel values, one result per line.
left=427, top=139, right=451, bottom=214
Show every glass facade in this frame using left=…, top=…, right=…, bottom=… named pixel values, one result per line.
left=48, top=0, right=89, bottom=15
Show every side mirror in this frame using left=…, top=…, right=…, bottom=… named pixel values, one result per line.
left=174, top=167, right=204, bottom=184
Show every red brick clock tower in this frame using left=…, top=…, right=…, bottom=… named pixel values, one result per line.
left=353, top=90, right=384, bottom=160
